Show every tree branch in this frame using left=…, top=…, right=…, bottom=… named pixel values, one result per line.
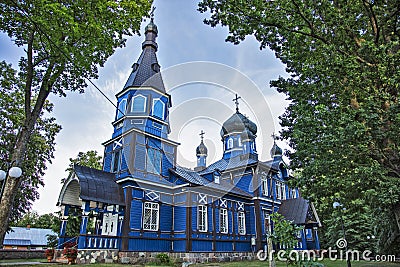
left=24, top=31, right=34, bottom=122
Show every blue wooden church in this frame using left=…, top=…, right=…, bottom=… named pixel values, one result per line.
left=57, top=18, right=321, bottom=253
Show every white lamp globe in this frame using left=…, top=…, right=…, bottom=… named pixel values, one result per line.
left=333, top=201, right=341, bottom=209
left=0, top=170, right=6, bottom=181
left=9, top=167, right=22, bottom=178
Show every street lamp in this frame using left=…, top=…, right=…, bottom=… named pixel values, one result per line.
left=333, top=201, right=351, bottom=267
left=0, top=165, right=23, bottom=200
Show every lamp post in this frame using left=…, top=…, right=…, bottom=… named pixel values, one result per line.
left=0, top=165, right=23, bottom=201
left=333, top=201, right=351, bottom=267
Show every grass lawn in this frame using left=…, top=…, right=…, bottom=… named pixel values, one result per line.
left=0, top=259, right=399, bottom=267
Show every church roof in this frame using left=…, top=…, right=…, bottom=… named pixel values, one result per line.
left=122, top=19, right=166, bottom=93
left=67, top=165, right=125, bottom=206
left=198, top=155, right=258, bottom=175
left=220, top=111, right=257, bottom=137
left=278, top=197, right=321, bottom=226
left=171, top=166, right=252, bottom=198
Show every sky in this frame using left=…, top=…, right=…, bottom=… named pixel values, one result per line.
left=0, top=0, right=289, bottom=215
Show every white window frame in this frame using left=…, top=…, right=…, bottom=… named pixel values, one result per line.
left=281, top=183, right=286, bottom=200
left=131, top=95, right=147, bottom=113
left=238, top=211, right=246, bottom=235
left=276, top=181, right=282, bottom=200
left=198, top=205, right=208, bottom=232
left=111, top=150, right=122, bottom=173
left=291, top=188, right=297, bottom=198
left=227, top=138, right=234, bottom=149
left=219, top=208, right=228, bottom=234
left=152, top=98, right=165, bottom=119
left=117, top=98, right=127, bottom=119
left=262, top=176, right=268, bottom=196
left=142, top=202, right=159, bottom=231
left=264, top=213, right=271, bottom=234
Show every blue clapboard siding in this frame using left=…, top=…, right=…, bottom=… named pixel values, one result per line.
left=128, top=238, right=171, bottom=251
left=249, top=206, right=256, bottom=235
left=173, top=206, right=186, bottom=232
left=216, top=241, right=232, bottom=251
left=134, top=144, right=146, bottom=170
left=192, top=240, right=212, bottom=251
left=236, top=241, right=251, bottom=251
left=103, top=153, right=112, bottom=173
left=173, top=240, right=186, bottom=252
left=159, top=204, right=172, bottom=231
left=191, top=207, right=197, bottom=230
left=236, top=174, right=253, bottom=192
left=130, top=199, right=142, bottom=229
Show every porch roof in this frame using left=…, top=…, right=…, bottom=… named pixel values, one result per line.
left=278, top=197, right=321, bottom=226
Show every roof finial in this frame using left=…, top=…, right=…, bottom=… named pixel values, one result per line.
left=232, top=94, right=241, bottom=113
left=150, top=6, right=156, bottom=22
left=271, top=132, right=277, bottom=143
left=199, top=130, right=205, bottom=142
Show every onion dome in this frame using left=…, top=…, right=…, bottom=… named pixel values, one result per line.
left=220, top=111, right=257, bottom=137
left=145, top=19, right=158, bottom=34
left=196, top=140, right=208, bottom=156
left=270, top=142, right=283, bottom=158
left=240, top=128, right=255, bottom=141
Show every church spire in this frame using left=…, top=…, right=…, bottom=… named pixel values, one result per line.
left=122, top=8, right=165, bottom=93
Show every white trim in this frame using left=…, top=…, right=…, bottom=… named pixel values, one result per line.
left=102, top=126, right=180, bottom=146
left=238, top=211, right=246, bottom=235
left=116, top=86, right=171, bottom=99
left=152, top=98, right=165, bottom=119
left=198, top=205, right=208, bottom=232
left=142, top=202, right=159, bottom=231
left=131, top=94, right=147, bottom=113
left=219, top=208, right=228, bottom=234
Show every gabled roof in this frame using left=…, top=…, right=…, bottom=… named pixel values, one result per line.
left=58, top=165, right=125, bottom=206
left=278, top=197, right=321, bottom=226
left=198, top=155, right=258, bottom=175
left=171, top=166, right=252, bottom=198
left=4, top=227, right=56, bottom=246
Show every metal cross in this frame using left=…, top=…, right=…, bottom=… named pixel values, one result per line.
left=199, top=130, right=205, bottom=141
left=232, top=94, right=241, bottom=112
left=150, top=6, right=156, bottom=21
left=271, top=132, right=277, bottom=141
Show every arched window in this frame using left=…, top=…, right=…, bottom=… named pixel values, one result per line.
left=117, top=99, right=126, bottom=119
left=152, top=99, right=165, bottom=119
left=227, top=137, right=233, bottom=149
left=131, top=95, right=146, bottom=113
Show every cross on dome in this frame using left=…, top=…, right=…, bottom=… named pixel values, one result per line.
left=232, top=94, right=241, bottom=113
left=199, top=130, right=205, bottom=141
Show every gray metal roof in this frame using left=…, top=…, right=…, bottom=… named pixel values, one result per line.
left=74, top=165, right=125, bottom=206
left=198, top=155, right=258, bottom=175
left=4, top=227, right=56, bottom=246
left=123, top=20, right=165, bottom=93
left=171, top=166, right=252, bottom=198
left=278, top=197, right=320, bottom=225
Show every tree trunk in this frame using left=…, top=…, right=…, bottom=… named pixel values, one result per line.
left=0, top=126, right=31, bottom=245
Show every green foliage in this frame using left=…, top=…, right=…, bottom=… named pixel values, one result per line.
left=11, top=211, right=61, bottom=234
left=0, top=62, right=61, bottom=224
left=46, top=234, right=58, bottom=248
left=66, top=150, right=103, bottom=173
left=199, top=0, right=400, bottom=253
left=155, top=253, right=171, bottom=265
left=0, top=0, right=151, bottom=243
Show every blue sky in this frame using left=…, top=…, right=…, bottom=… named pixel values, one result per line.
left=0, top=0, right=288, bottom=215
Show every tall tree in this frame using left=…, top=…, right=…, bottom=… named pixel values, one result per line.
left=0, top=61, right=61, bottom=226
left=66, top=150, right=103, bottom=173
left=199, top=0, right=400, bottom=252
left=0, top=0, right=151, bottom=245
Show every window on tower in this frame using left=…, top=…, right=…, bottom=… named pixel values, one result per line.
left=227, top=137, right=233, bottom=149
left=111, top=150, right=122, bottom=173
left=117, top=99, right=127, bottom=119
left=131, top=95, right=146, bottom=113
left=146, top=147, right=162, bottom=175
left=152, top=99, right=165, bottom=119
